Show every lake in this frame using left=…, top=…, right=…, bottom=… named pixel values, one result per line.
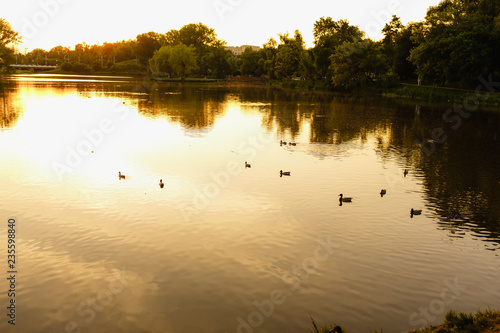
left=0, top=74, right=499, bottom=333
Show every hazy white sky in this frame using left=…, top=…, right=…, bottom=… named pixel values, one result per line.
left=3, top=0, right=441, bottom=51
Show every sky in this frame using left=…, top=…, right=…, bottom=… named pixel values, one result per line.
left=2, top=0, right=442, bottom=52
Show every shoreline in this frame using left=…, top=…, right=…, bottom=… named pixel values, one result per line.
left=312, top=309, right=500, bottom=333
left=5, top=71, right=500, bottom=111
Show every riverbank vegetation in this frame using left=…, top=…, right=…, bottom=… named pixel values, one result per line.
left=1, top=0, right=499, bottom=97
left=311, top=310, right=500, bottom=333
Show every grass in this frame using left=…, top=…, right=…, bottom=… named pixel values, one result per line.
left=408, top=310, right=500, bottom=333
left=382, top=84, right=500, bottom=107
left=310, top=310, right=500, bottom=333
left=151, top=76, right=222, bottom=83
left=310, top=316, right=344, bottom=333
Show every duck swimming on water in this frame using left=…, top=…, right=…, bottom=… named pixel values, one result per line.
left=410, top=208, right=422, bottom=218
left=280, top=170, right=291, bottom=177
left=159, top=179, right=164, bottom=188
left=118, top=171, right=126, bottom=179
left=339, top=194, right=352, bottom=202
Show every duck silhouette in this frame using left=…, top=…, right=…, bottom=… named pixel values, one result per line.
left=159, top=179, right=164, bottom=188
left=118, top=171, right=126, bottom=179
left=339, top=194, right=352, bottom=202
left=280, top=170, right=291, bottom=177
left=380, top=189, right=387, bottom=197
left=245, top=161, right=251, bottom=168
left=410, top=208, right=422, bottom=218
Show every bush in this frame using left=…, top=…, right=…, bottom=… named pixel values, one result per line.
left=60, top=62, right=92, bottom=74
left=110, top=59, right=145, bottom=74
left=91, top=60, right=102, bottom=71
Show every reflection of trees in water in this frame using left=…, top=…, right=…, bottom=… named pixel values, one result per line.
left=0, top=80, right=22, bottom=128
left=393, top=105, right=500, bottom=247
left=309, top=96, right=395, bottom=144
left=421, top=115, right=500, bottom=246
left=137, top=84, right=227, bottom=129
left=3, top=78, right=500, bottom=248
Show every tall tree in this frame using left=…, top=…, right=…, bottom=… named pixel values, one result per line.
left=135, top=32, right=163, bottom=64
left=329, top=39, right=387, bottom=89
left=274, top=30, right=305, bottom=79
left=150, top=44, right=198, bottom=79
left=203, top=47, right=232, bottom=79
left=312, top=18, right=364, bottom=83
left=239, top=47, right=264, bottom=76
left=409, top=0, right=498, bottom=86
left=168, top=44, right=198, bottom=79
left=163, top=23, right=225, bottom=75
left=149, top=46, right=174, bottom=76
left=0, top=18, right=20, bottom=72
left=392, top=23, right=419, bottom=79
left=262, top=38, right=278, bottom=79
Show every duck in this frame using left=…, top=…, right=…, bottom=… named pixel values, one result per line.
left=118, top=171, right=126, bottom=179
left=404, top=169, right=408, bottom=177
left=159, top=179, right=164, bottom=188
left=280, top=140, right=287, bottom=146
left=380, top=189, right=387, bottom=197
left=339, top=194, right=352, bottom=202
left=410, top=208, right=422, bottom=217
left=245, top=161, right=251, bottom=168
left=280, top=170, right=291, bottom=177
left=289, top=142, right=297, bottom=146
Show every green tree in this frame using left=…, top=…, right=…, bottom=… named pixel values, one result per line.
left=177, top=23, right=224, bottom=49
left=312, top=18, right=364, bottom=83
left=149, top=45, right=174, bottom=76
left=409, top=0, right=499, bottom=86
left=262, top=38, right=278, bottom=79
left=329, top=39, right=387, bottom=89
left=164, top=23, right=225, bottom=75
left=135, top=32, right=163, bottom=64
left=380, top=15, right=417, bottom=80
left=150, top=44, right=198, bottom=79
left=169, top=44, right=198, bottom=79
left=240, top=47, right=264, bottom=76
left=0, top=18, right=20, bottom=72
left=392, top=23, right=419, bottom=79
left=274, top=30, right=305, bottom=79
left=203, top=47, right=232, bottom=78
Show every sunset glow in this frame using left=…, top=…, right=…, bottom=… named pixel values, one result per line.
left=3, top=0, right=442, bottom=51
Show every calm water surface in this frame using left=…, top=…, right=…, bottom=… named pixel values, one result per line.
left=0, top=74, right=499, bottom=333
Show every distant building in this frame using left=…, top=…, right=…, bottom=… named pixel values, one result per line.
left=225, top=45, right=261, bottom=56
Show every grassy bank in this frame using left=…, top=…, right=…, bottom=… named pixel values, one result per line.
left=150, top=76, right=222, bottom=83
left=311, top=310, right=500, bottom=333
left=382, top=84, right=500, bottom=107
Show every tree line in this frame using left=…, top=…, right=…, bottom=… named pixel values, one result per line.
left=1, top=0, right=499, bottom=89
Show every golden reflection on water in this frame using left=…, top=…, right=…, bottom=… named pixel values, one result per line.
left=0, top=76, right=499, bottom=333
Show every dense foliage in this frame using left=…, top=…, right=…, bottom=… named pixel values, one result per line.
left=2, top=0, right=498, bottom=88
